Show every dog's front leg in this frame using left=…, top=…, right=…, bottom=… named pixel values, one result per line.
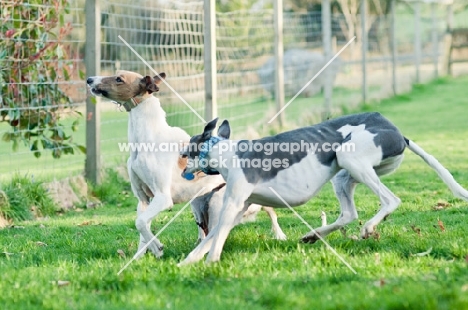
left=178, top=227, right=217, bottom=266
left=205, top=199, right=251, bottom=263
left=135, top=193, right=173, bottom=258
left=205, top=181, right=254, bottom=263
left=179, top=180, right=254, bottom=265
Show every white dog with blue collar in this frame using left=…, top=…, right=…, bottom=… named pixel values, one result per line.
left=179, top=113, right=468, bottom=265
left=184, top=134, right=287, bottom=242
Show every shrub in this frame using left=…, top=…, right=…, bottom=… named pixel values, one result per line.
left=91, top=169, right=134, bottom=207
left=0, top=0, right=85, bottom=159
left=2, top=174, right=57, bottom=221
left=0, top=190, right=12, bottom=221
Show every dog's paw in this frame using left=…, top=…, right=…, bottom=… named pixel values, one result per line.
left=147, top=242, right=164, bottom=258
left=177, top=260, right=188, bottom=267
left=135, top=239, right=164, bottom=258
left=360, top=225, right=375, bottom=239
left=177, top=257, right=196, bottom=267
left=301, top=232, right=321, bottom=244
left=274, top=231, right=287, bottom=241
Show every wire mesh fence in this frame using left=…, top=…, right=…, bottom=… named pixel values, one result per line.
left=1, top=0, right=467, bottom=182
left=0, top=0, right=87, bottom=181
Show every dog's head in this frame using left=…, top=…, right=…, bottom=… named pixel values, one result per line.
left=180, top=118, right=231, bottom=178
left=86, top=70, right=166, bottom=103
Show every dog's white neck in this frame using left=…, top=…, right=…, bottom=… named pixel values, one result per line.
left=127, top=95, right=169, bottom=144
left=205, top=141, right=237, bottom=180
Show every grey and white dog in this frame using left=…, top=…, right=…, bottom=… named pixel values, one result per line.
left=179, top=112, right=468, bottom=265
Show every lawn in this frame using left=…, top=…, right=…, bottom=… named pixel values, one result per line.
left=1, top=77, right=468, bottom=309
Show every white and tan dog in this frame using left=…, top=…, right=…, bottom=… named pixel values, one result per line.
left=86, top=70, right=284, bottom=258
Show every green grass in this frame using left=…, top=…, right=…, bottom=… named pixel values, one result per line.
left=1, top=76, right=468, bottom=309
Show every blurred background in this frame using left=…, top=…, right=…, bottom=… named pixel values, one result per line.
left=1, top=0, right=468, bottom=183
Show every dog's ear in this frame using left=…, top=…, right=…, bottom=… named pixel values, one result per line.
left=154, top=72, right=166, bottom=85
left=202, top=118, right=218, bottom=140
left=142, top=76, right=159, bottom=94
left=218, top=120, right=230, bottom=139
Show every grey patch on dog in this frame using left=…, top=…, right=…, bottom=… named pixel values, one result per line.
left=347, top=113, right=406, bottom=159
left=190, top=183, right=226, bottom=235
left=236, top=112, right=406, bottom=184
left=371, top=129, right=407, bottom=159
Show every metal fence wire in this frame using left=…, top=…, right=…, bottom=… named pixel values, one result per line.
left=0, top=0, right=87, bottom=181
left=1, top=0, right=467, bottom=181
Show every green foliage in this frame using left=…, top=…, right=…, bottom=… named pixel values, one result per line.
left=2, top=174, right=57, bottom=221
left=91, top=168, right=135, bottom=207
left=0, top=0, right=85, bottom=159
left=216, top=0, right=269, bottom=12
left=0, top=190, right=11, bottom=220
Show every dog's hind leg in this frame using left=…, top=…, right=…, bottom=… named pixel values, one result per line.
left=135, top=192, right=172, bottom=258
left=340, top=156, right=402, bottom=239
left=334, top=130, right=404, bottom=239
left=302, top=169, right=359, bottom=243
left=262, top=207, right=287, bottom=240
left=128, top=162, right=154, bottom=258
left=358, top=155, right=404, bottom=238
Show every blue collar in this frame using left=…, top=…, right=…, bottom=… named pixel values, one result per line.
left=199, top=136, right=224, bottom=175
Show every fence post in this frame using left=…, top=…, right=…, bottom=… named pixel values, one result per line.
left=431, top=2, right=439, bottom=79
left=360, top=0, right=367, bottom=103
left=274, top=0, right=284, bottom=127
left=414, top=1, right=421, bottom=83
left=390, top=0, right=397, bottom=95
left=85, top=0, right=101, bottom=184
left=322, top=0, right=332, bottom=119
left=445, top=3, right=454, bottom=76
left=204, top=0, right=217, bottom=121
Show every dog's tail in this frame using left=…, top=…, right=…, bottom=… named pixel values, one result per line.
left=405, top=137, right=468, bottom=201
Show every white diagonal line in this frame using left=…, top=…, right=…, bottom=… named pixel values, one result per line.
left=117, top=187, right=206, bottom=275
left=268, top=36, right=356, bottom=124
left=268, top=187, right=357, bottom=274
left=118, top=35, right=206, bottom=123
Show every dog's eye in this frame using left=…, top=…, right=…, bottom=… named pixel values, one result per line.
left=116, top=77, right=123, bottom=83
left=181, top=154, right=188, bottom=158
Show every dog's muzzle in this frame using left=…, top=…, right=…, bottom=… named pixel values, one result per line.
left=86, top=78, right=107, bottom=97
left=87, top=85, right=108, bottom=97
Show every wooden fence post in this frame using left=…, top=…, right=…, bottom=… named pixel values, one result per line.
left=274, top=0, right=285, bottom=127
left=390, top=0, right=397, bottom=95
left=204, top=0, right=217, bottom=121
left=360, top=0, right=368, bottom=103
left=431, top=2, right=439, bottom=78
left=85, top=0, right=101, bottom=184
left=322, top=0, right=332, bottom=119
left=414, top=1, right=421, bottom=83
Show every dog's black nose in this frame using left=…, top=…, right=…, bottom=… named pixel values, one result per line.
left=86, top=77, right=93, bottom=85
